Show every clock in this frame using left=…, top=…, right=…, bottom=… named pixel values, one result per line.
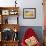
left=2, top=10, right=9, bottom=15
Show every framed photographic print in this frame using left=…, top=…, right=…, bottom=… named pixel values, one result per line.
left=2, top=10, right=9, bottom=15
left=23, top=8, right=36, bottom=19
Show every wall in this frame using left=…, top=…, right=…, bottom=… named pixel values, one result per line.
left=18, top=0, right=43, bottom=26
left=0, top=0, right=43, bottom=26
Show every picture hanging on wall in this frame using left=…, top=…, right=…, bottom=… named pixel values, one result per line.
left=23, top=8, right=36, bottom=19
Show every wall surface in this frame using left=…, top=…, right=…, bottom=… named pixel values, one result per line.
left=0, top=0, right=43, bottom=26
left=18, top=0, right=43, bottom=26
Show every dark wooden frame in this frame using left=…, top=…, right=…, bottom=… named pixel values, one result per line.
left=23, top=8, right=36, bottom=19
left=2, top=10, right=9, bottom=15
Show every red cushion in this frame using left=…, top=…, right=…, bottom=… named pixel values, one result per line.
left=21, top=28, right=41, bottom=46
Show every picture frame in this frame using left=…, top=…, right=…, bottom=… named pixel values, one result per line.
left=2, top=10, right=9, bottom=15
left=23, top=8, right=36, bottom=19
left=9, top=10, right=18, bottom=15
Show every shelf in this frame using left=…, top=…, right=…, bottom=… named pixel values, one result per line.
left=2, top=40, right=19, bottom=43
left=0, top=7, right=19, bottom=46
left=0, top=24, right=20, bottom=32
left=0, top=7, right=19, bottom=10
left=1, top=15, right=19, bottom=24
left=0, top=7, right=19, bottom=15
left=0, top=7, right=19, bottom=24
left=2, top=41, right=19, bottom=46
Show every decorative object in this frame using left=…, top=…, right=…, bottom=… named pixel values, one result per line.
left=2, top=28, right=13, bottom=41
left=21, top=28, right=41, bottom=46
left=23, top=8, right=36, bottom=19
left=0, top=7, right=19, bottom=46
left=25, top=36, right=38, bottom=46
left=5, top=18, right=8, bottom=24
left=9, top=10, right=18, bottom=15
left=2, top=10, right=9, bottom=15
left=2, top=16, right=8, bottom=24
left=15, top=0, right=17, bottom=7
left=14, top=28, right=17, bottom=32
left=13, top=32, right=18, bottom=41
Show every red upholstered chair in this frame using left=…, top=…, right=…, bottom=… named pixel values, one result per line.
left=21, top=28, right=41, bottom=46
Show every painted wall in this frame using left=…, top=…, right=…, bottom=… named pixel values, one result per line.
left=0, top=0, right=43, bottom=26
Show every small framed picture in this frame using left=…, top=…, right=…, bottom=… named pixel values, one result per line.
left=2, top=10, right=9, bottom=15
left=23, top=8, right=36, bottom=19
left=9, top=10, right=18, bottom=15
